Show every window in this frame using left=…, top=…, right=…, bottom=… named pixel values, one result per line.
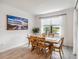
left=41, top=15, right=65, bottom=36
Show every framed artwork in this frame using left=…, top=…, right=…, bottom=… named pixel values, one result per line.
left=7, top=15, right=28, bottom=30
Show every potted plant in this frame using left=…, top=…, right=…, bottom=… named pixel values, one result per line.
left=32, top=27, right=40, bottom=34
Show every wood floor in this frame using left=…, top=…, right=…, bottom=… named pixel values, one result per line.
left=0, top=46, right=76, bottom=59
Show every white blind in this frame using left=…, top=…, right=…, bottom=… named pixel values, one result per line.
left=41, top=15, right=65, bottom=34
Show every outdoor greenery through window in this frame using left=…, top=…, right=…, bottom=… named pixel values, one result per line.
left=41, top=15, right=65, bottom=36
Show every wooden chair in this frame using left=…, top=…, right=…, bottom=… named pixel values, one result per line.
left=48, top=33, right=54, bottom=37
left=37, top=37, right=50, bottom=56
left=30, top=36, right=38, bottom=51
left=41, top=33, right=46, bottom=37
left=38, top=37, right=45, bottom=42
left=53, top=37, right=64, bottom=59
left=27, top=35, right=37, bottom=46
left=27, top=37, right=30, bottom=47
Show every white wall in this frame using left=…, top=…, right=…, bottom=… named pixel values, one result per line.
left=73, top=9, right=78, bottom=55
left=0, top=3, right=34, bottom=52
left=34, top=8, right=74, bottom=47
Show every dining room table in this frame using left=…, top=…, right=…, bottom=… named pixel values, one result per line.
left=45, top=36, right=61, bottom=43
left=27, top=35, right=62, bottom=59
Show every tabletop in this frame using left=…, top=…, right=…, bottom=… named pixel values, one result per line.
left=45, top=37, right=61, bottom=43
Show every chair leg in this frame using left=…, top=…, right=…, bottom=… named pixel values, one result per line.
left=37, top=48, right=40, bottom=55
left=31, top=46, right=34, bottom=52
left=28, top=43, right=30, bottom=47
left=61, top=49, right=64, bottom=54
left=59, top=50, right=62, bottom=59
left=50, top=55, right=51, bottom=59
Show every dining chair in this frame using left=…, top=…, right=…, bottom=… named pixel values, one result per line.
left=48, top=33, right=54, bottom=37
left=53, top=37, right=64, bottom=59
left=27, top=36, right=31, bottom=46
left=30, top=36, right=38, bottom=52
left=37, top=37, right=50, bottom=55
left=41, top=33, right=46, bottom=37
left=27, top=35, right=37, bottom=46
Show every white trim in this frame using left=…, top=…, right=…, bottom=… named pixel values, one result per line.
left=0, top=43, right=26, bottom=53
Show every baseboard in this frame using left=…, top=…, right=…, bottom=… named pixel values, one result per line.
left=73, top=54, right=77, bottom=56
left=73, top=52, right=77, bottom=56
left=63, top=45, right=73, bottom=48
left=63, top=45, right=77, bottom=56
left=0, top=43, right=26, bottom=53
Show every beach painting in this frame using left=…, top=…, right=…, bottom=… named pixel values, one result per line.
left=7, top=15, right=28, bottom=30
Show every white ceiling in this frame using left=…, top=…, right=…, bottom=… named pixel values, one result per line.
left=1, top=0, right=77, bottom=15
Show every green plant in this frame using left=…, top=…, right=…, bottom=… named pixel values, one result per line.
left=44, top=27, right=49, bottom=34
left=32, top=27, right=40, bottom=33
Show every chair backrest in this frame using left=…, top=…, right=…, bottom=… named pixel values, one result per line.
left=29, top=36, right=38, bottom=46
left=37, top=37, right=46, bottom=48
left=48, top=33, right=54, bottom=37
left=38, top=37, right=45, bottom=42
left=60, top=37, right=64, bottom=47
left=41, top=33, right=46, bottom=37
left=38, top=42, right=46, bottom=48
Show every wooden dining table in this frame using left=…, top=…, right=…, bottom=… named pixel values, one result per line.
left=28, top=35, right=61, bottom=48
left=27, top=35, right=62, bottom=59
left=29, top=35, right=61, bottom=46
left=45, top=37, right=61, bottom=43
